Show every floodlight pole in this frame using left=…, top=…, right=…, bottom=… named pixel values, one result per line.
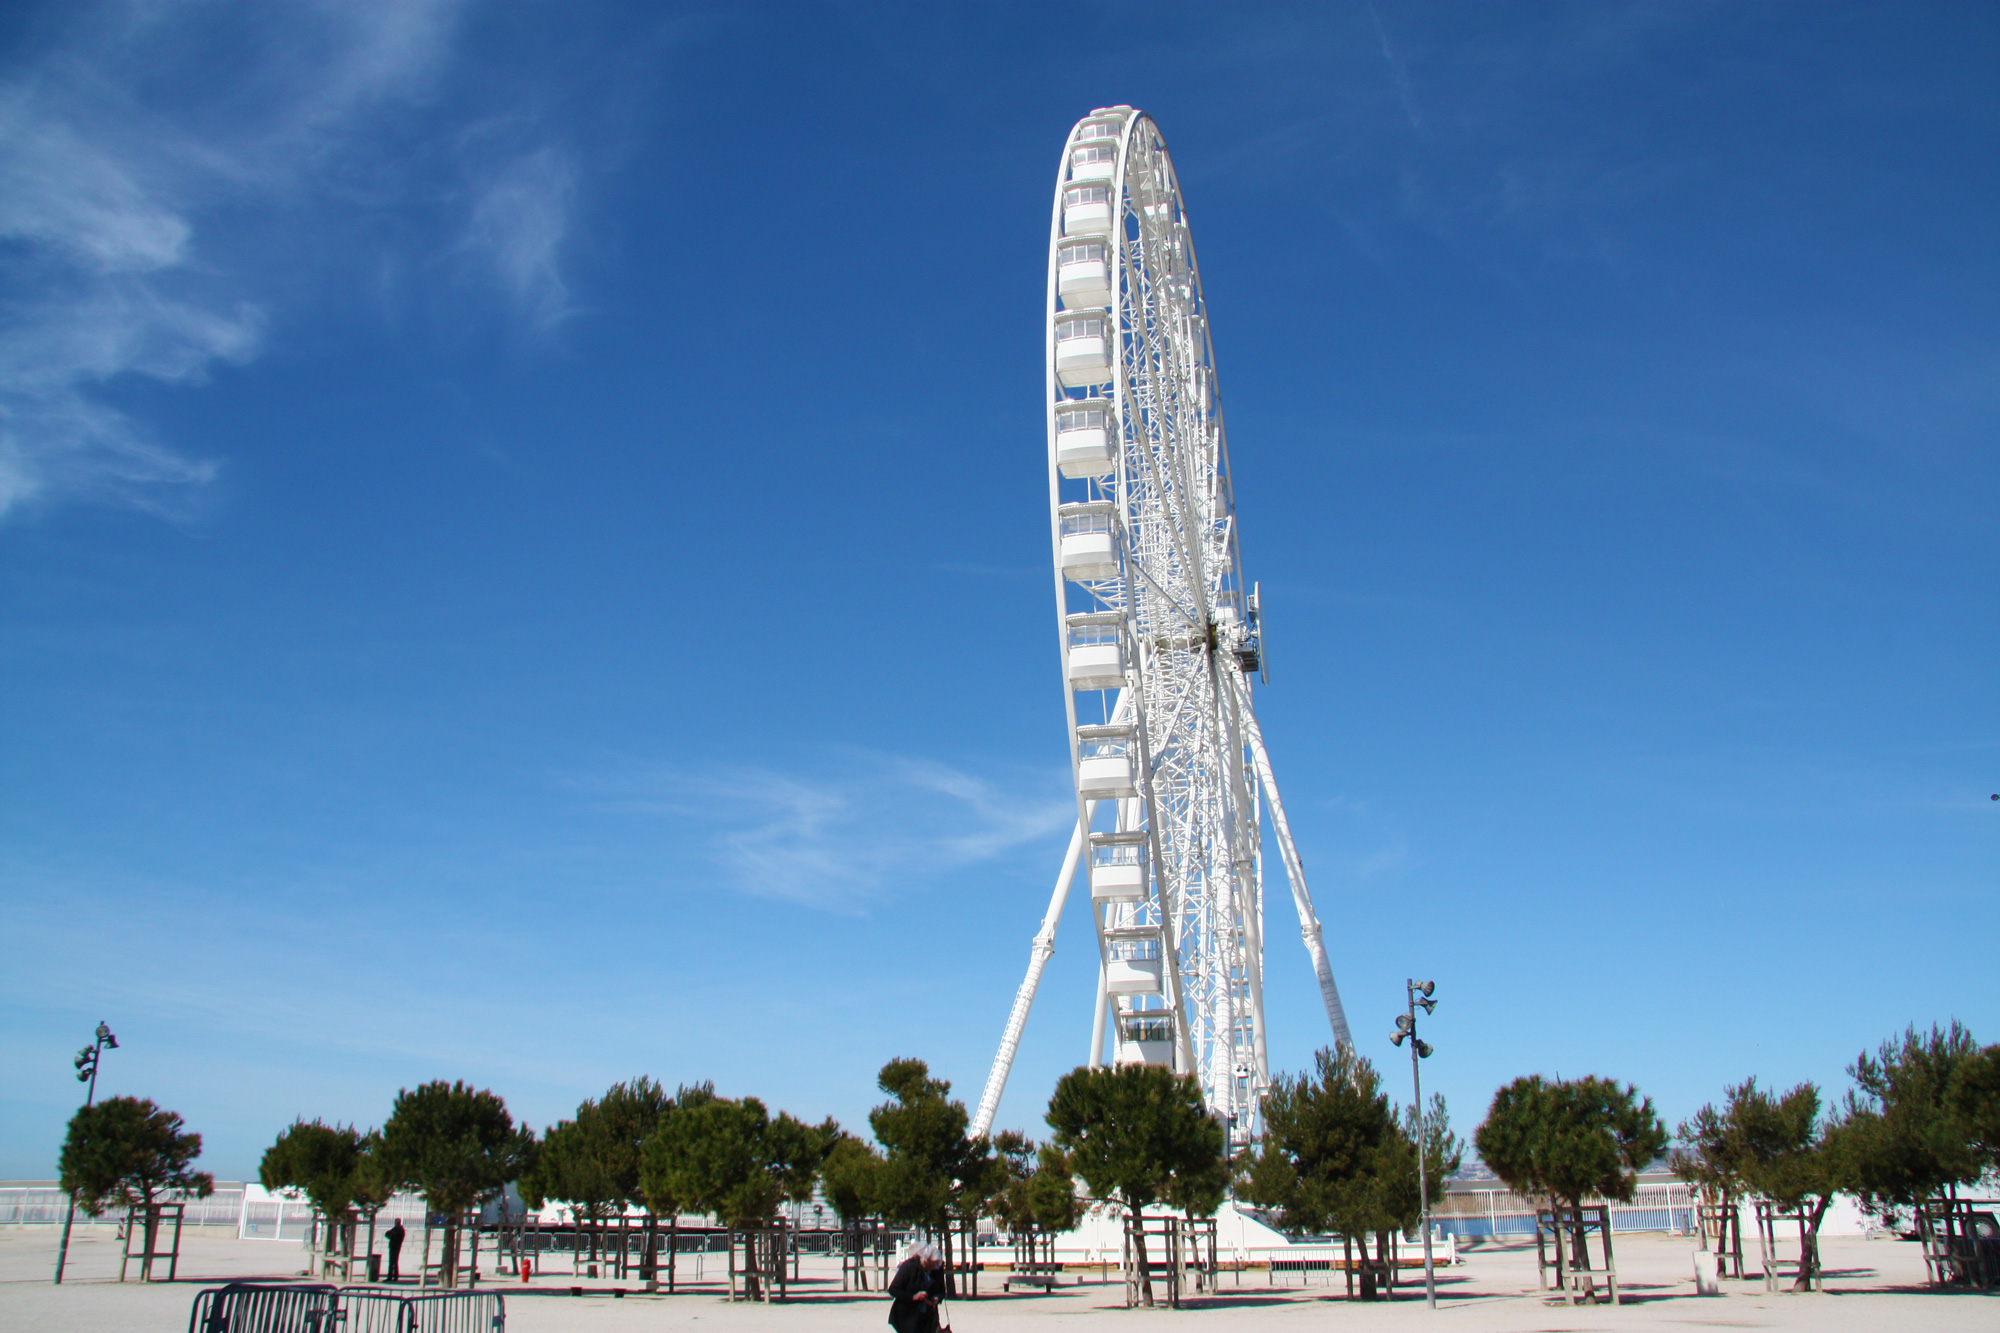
left=1393, top=982, right=1437, bottom=1309
left=54, top=1021, right=118, bottom=1285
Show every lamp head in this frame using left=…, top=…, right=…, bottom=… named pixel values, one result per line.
left=1415, top=1039, right=1434, bottom=1059
left=95, top=1022, right=118, bottom=1049
left=1390, top=1031, right=1406, bottom=1047
left=1416, top=981, right=1434, bottom=998
left=1394, top=1013, right=1414, bottom=1034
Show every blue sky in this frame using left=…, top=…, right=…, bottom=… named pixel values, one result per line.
left=2, top=1, right=1994, bottom=1180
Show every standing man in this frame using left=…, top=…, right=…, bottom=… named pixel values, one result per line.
left=384, top=1217, right=406, bottom=1283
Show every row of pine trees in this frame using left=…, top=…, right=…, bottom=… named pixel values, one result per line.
left=58, top=1021, right=1998, bottom=1298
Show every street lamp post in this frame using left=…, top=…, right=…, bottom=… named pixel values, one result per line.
left=53, top=1021, right=119, bottom=1286
left=1391, top=981, right=1437, bottom=1309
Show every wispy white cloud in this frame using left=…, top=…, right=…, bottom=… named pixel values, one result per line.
left=1366, top=1, right=1428, bottom=139
left=0, top=0, right=535, bottom=522
left=588, top=753, right=1074, bottom=914
left=461, top=145, right=578, bottom=333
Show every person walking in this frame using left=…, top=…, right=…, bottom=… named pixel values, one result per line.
left=383, top=1218, right=406, bottom=1283
left=887, top=1242, right=945, bottom=1333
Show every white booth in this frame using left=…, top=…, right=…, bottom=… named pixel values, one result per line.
left=1115, top=1009, right=1176, bottom=1067
left=1074, top=722, right=1137, bottom=798
left=1104, top=929, right=1164, bottom=995
left=1069, top=143, right=1116, bottom=183
left=1054, top=312, right=1111, bottom=386
left=1057, top=239, right=1112, bottom=310
left=1089, top=830, right=1147, bottom=902
left=1058, top=501, right=1119, bottom=582
left=1062, top=182, right=1113, bottom=236
left=1065, top=612, right=1125, bottom=691
left=1055, top=400, right=1115, bottom=477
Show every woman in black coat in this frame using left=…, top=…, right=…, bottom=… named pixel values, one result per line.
left=887, top=1242, right=945, bottom=1333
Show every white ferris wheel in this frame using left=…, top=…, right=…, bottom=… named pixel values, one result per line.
left=970, top=108, right=1353, bottom=1146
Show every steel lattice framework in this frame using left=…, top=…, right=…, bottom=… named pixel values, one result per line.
left=972, top=108, right=1352, bottom=1146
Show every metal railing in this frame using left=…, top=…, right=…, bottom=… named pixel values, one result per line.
left=187, top=1284, right=503, bottom=1333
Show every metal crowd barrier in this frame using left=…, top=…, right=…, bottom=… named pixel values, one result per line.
left=189, top=1285, right=338, bottom=1333
left=188, top=1284, right=504, bottom=1333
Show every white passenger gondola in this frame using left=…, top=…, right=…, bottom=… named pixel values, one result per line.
left=1088, top=830, right=1146, bottom=902
left=1074, top=722, right=1137, bottom=798
left=1056, top=239, right=1112, bottom=311
left=1055, top=401, right=1114, bottom=477
left=1054, top=312, right=1111, bottom=386
left=1114, top=1010, right=1176, bottom=1067
left=1069, top=143, right=1116, bottom=183
left=1062, top=183, right=1114, bottom=236
left=1065, top=612, right=1125, bottom=691
left=1057, top=501, right=1118, bottom=582
left=1104, top=930, right=1164, bottom=995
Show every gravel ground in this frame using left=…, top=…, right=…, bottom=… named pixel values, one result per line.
left=4, top=1225, right=1994, bottom=1332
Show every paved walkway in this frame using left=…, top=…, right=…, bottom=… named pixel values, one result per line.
left=3, top=1226, right=1993, bottom=1331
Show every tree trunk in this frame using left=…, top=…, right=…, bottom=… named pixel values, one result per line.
left=1566, top=1197, right=1590, bottom=1272
left=1794, top=1198, right=1829, bottom=1292
left=1130, top=1205, right=1153, bottom=1307
left=442, top=1216, right=458, bottom=1289
left=141, top=1203, right=161, bottom=1281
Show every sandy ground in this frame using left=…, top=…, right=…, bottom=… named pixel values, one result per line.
left=3, top=1225, right=1994, bottom=1332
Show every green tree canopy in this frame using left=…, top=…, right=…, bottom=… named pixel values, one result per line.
left=821, top=1134, right=888, bottom=1224
left=1238, top=1046, right=1459, bottom=1243
left=259, top=1120, right=366, bottom=1225
left=378, top=1080, right=535, bottom=1287
left=1474, top=1074, right=1667, bottom=1212
left=598, top=1077, right=676, bottom=1207
left=351, top=1131, right=396, bottom=1221
left=1948, top=1042, right=2000, bottom=1176
left=59, top=1096, right=214, bottom=1217
left=1045, top=1063, right=1224, bottom=1306
left=989, top=1135, right=1083, bottom=1237
left=1675, top=1078, right=1851, bottom=1290
left=523, top=1107, right=621, bottom=1223
left=1841, top=1022, right=1992, bottom=1212
left=638, top=1094, right=823, bottom=1229
left=868, top=1058, right=996, bottom=1237
left=1671, top=1099, right=1743, bottom=1203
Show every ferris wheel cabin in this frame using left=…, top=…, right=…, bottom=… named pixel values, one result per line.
left=1057, top=501, right=1119, bottom=582
left=1088, top=830, right=1147, bottom=902
left=1061, top=182, right=1114, bottom=237
left=1054, top=312, right=1112, bottom=386
left=1104, top=929, right=1165, bottom=995
left=1065, top=612, right=1125, bottom=691
left=1074, top=723, right=1137, bottom=799
left=1054, top=401, right=1115, bottom=477
left=1068, top=142, right=1116, bottom=183
left=1115, top=1011, right=1176, bottom=1068
left=1056, top=238, right=1112, bottom=311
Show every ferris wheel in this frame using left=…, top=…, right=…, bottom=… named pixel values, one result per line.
left=970, top=108, right=1353, bottom=1145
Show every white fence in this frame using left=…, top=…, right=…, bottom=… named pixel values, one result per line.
left=0, top=1182, right=432, bottom=1242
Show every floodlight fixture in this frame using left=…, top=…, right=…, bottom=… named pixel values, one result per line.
left=1396, top=978, right=1441, bottom=1309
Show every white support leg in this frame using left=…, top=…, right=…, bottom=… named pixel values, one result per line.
left=1089, top=958, right=1110, bottom=1068
left=1234, top=681, right=1353, bottom=1050
left=971, top=806, right=1094, bottom=1138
